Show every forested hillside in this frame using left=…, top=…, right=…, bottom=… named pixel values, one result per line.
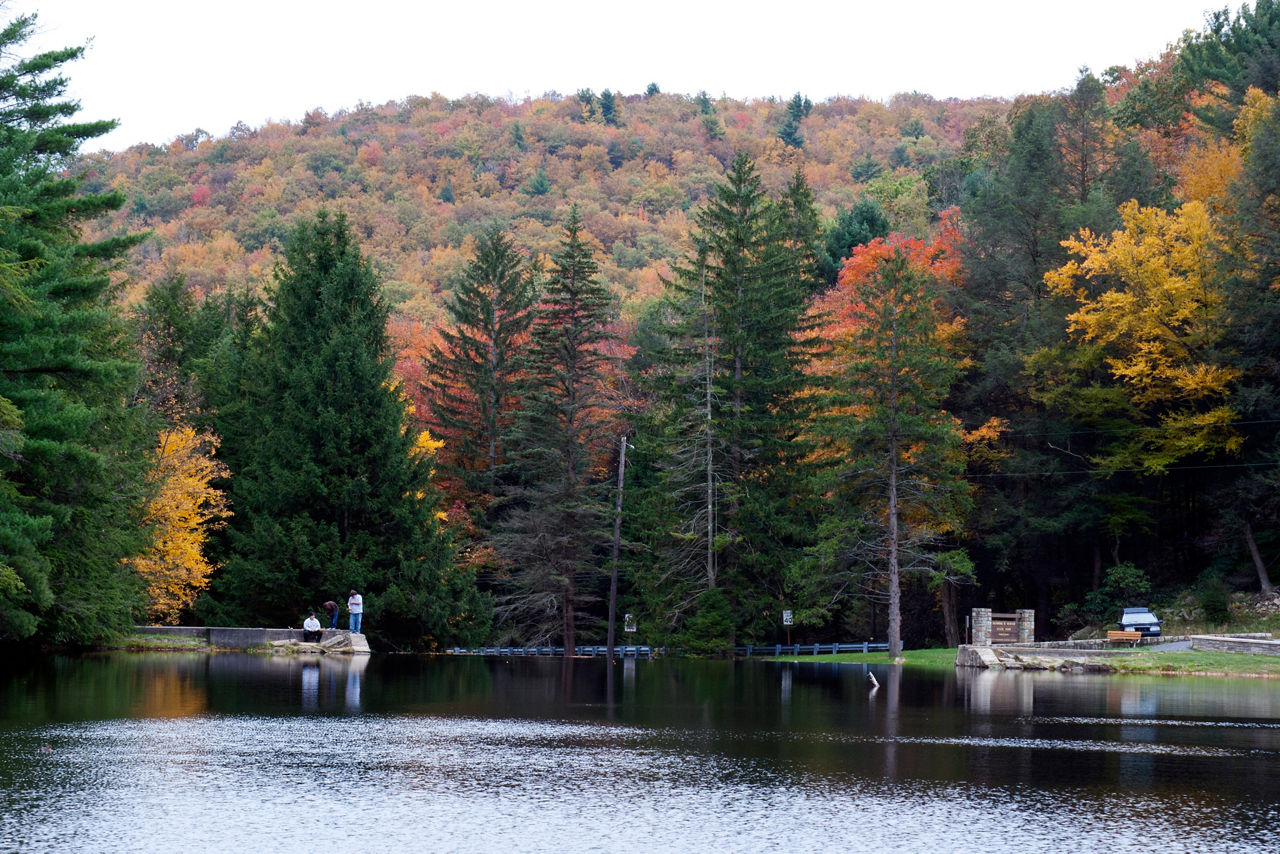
left=9, top=2, right=1280, bottom=652
left=79, top=89, right=1002, bottom=321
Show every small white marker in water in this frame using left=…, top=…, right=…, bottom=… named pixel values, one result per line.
left=868, top=672, right=879, bottom=688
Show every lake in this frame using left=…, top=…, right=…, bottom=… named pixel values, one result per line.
left=2, top=652, right=1279, bottom=853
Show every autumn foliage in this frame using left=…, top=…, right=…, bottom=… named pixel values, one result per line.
left=130, top=427, right=231, bottom=624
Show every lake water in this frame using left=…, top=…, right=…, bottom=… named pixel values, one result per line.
left=3, top=653, right=1280, bottom=853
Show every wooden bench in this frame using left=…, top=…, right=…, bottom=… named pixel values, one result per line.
left=1107, top=630, right=1143, bottom=647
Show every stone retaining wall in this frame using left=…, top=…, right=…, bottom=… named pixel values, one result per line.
left=957, top=632, right=1277, bottom=668
left=136, top=625, right=363, bottom=650
left=1190, top=635, right=1280, bottom=656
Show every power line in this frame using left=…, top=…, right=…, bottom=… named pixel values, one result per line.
left=967, top=460, right=1280, bottom=479
left=960, top=418, right=1280, bottom=440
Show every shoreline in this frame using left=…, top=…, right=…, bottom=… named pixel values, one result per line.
left=769, top=644, right=1280, bottom=678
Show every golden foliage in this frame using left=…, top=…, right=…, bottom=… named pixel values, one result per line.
left=129, top=426, right=231, bottom=624
left=1045, top=200, right=1242, bottom=470
left=1176, top=137, right=1241, bottom=215
left=1046, top=200, right=1236, bottom=405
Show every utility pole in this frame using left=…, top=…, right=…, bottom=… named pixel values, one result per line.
left=606, top=432, right=628, bottom=662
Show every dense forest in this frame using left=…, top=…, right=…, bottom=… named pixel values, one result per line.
left=6, top=2, right=1280, bottom=652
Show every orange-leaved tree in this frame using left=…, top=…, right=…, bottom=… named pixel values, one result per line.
left=807, top=209, right=976, bottom=653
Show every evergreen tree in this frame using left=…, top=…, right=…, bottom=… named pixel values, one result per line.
left=1179, top=0, right=1280, bottom=134
left=820, top=197, right=892, bottom=286
left=598, top=89, right=621, bottom=127
left=1059, top=69, right=1114, bottom=206
left=202, top=211, right=488, bottom=649
left=638, top=154, right=818, bottom=647
left=426, top=226, right=538, bottom=502
left=777, top=167, right=825, bottom=297
left=809, top=248, right=970, bottom=657
left=1214, top=89, right=1280, bottom=593
left=0, top=13, right=153, bottom=643
left=956, top=98, right=1134, bottom=622
left=575, top=89, right=598, bottom=123
left=777, top=93, right=811, bottom=149
left=492, top=207, right=617, bottom=654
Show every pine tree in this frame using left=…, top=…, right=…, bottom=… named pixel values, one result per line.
left=638, top=154, right=819, bottom=647
left=953, top=99, right=1106, bottom=620
left=820, top=197, right=891, bottom=286
left=809, top=241, right=970, bottom=658
left=598, top=89, right=621, bottom=127
left=426, top=226, right=538, bottom=502
left=0, top=13, right=152, bottom=643
left=777, top=93, right=812, bottom=149
left=493, top=206, right=617, bottom=654
left=203, top=211, right=488, bottom=648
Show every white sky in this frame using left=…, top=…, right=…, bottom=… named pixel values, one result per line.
left=7, top=0, right=1222, bottom=152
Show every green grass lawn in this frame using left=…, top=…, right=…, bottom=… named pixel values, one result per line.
left=769, top=646, right=1280, bottom=677
left=769, top=647, right=958, bottom=669
left=101, top=633, right=210, bottom=651
left=1107, top=648, right=1280, bottom=676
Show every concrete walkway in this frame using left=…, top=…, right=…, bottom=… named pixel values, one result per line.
left=136, top=625, right=371, bottom=653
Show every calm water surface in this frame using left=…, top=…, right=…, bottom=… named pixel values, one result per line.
left=3, top=653, right=1280, bottom=853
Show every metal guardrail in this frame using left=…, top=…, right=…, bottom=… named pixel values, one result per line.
left=447, top=642, right=889, bottom=658
left=736, top=642, right=890, bottom=657
left=448, top=645, right=658, bottom=658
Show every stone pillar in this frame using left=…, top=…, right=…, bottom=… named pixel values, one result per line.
left=971, top=608, right=992, bottom=646
left=1017, top=609, right=1036, bottom=644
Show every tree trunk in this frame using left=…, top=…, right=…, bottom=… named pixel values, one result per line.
left=563, top=573, right=576, bottom=657
left=940, top=579, right=959, bottom=648
left=702, top=265, right=716, bottom=589
left=887, top=429, right=902, bottom=658
left=1245, top=520, right=1275, bottom=596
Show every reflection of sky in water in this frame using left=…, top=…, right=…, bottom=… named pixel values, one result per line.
left=3, top=657, right=1280, bottom=852
left=4, top=713, right=1278, bottom=853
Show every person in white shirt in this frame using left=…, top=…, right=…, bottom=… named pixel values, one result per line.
left=302, top=612, right=323, bottom=642
left=347, top=590, right=363, bottom=635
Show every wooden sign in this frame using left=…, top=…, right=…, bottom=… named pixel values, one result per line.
left=990, top=613, right=1019, bottom=644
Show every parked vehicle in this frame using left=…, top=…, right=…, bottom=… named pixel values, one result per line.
left=1116, top=607, right=1163, bottom=637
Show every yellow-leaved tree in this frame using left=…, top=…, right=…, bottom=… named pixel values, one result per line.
left=130, top=426, right=231, bottom=624
left=1045, top=199, right=1241, bottom=473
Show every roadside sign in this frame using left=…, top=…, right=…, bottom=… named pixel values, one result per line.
left=624, top=613, right=637, bottom=633
left=782, top=610, right=793, bottom=626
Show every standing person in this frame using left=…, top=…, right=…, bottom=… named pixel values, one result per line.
left=302, top=612, right=323, bottom=643
left=347, top=590, right=363, bottom=635
left=322, top=599, right=339, bottom=629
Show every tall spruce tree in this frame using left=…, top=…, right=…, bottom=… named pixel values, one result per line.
left=638, top=154, right=819, bottom=648
left=0, top=13, right=152, bottom=643
left=426, top=226, right=537, bottom=502
left=492, top=206, right=616, bottom=654
left=202, top=211, right=487, bottom=649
